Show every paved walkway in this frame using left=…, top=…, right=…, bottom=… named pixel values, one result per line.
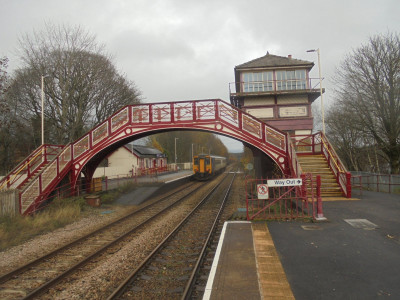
left=205, top=191, right=399, bottom=299
left=268, top=190, right=400, bottom=299
left=204, top=221, right=294, bottom=300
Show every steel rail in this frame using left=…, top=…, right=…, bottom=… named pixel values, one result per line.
left=0, top=181, right=198, bottom=285
left=21, top=181, right=205, bottom=300
left=107, top=173, right=231, bottom=299
left=181, top=170, right=237, bottom=299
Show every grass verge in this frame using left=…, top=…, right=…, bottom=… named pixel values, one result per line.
left=0, top=181, right=139, bottom=252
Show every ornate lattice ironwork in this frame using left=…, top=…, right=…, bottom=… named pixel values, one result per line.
left=132, top=105, right=150, bottom=123
left=265, top=127, right=286, bottom=150
left=111, top=107, right=129, bottom=132
left=73, top=136, right=89, bottom=159
left=242, top=114, right=261, bottom=138
left=92, top=122, right=108, bottom=146
left=219, top=102, right=239, bottom=127
left=174, top=102, right=194, bottom=121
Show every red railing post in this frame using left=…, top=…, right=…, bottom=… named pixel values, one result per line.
left=316, top=175, right=326, bottom=220
left=316, top=175, right=321, bottom=199
left=301, top=173, right=307, bottom=200
left=214, top=100, right=219, bottom=120
left=346, top=172, right=352, bottom=198
left=312, top=133, right=315, bottom=154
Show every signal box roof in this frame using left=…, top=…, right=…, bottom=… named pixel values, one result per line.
left=235, top=53, right=314, bottom=70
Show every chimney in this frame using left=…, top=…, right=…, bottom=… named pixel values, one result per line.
left=288, top=54, right=292, bottom=59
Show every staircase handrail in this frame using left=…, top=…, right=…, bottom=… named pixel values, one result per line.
left=287, top=134, right=302, bottom=177
left=19, top=143, right=73, bottom=215
left=317, top=132, right=351, bottom=197
left=320, top=132, right=347, bottom=173
left=292, top=132, right=351, bottom=198
left=0, top=144, right=64, bottom=190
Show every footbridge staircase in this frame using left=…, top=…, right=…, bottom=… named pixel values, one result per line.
left=0, top=99, right=352, bottom=215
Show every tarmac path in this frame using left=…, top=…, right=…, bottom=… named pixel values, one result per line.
left=268, top=191, right=400, bottom=299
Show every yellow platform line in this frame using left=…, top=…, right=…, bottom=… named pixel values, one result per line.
left=252, top=222, right=295, bottom=300
left=321, top=197, right=360, bottom=201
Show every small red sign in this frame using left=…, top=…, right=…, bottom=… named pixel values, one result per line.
left=257, top=184, right=269, bottom=199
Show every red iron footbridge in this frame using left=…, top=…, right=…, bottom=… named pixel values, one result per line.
left=0, top=99, right=351, bottom=215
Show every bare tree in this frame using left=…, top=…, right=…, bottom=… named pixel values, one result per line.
left=0, top=57, right=12, bottom=173
left=10, top=23, right=141, bottom=144
left=0, top=58, right=34, bottom=173
left=332, top=32, right=400, bottom=173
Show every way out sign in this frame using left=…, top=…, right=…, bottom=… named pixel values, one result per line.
left=267, top=178, right=302, bottom=187
left=257, top=184, right=269, bottom=199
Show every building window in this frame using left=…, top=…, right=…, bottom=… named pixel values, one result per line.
left=276, top=70, right=306, bottom=91
left=242, top=71, right=273, bottom=92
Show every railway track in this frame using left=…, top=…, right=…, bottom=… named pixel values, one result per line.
left=0, top=181, right=207, bottom=300
left=107, top=171, right=237, bottom=299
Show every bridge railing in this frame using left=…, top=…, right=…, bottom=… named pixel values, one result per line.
left=292, top=132, right=352, bottom=198
left=17, top=99, right=290, bottom=215
left=19, top=144, right=73, bottom=214
left=0, top=144, right=64, bottom=191
left=65, top=99, right=288, bottom=163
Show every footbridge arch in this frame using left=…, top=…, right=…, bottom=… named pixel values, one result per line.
left=16, top=99, right=295, bottom=215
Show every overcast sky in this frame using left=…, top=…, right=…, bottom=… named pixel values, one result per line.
left=1, top=0, right=399, bottom=152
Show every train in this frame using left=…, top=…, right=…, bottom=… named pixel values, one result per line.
left=192, top=154, right=227, bottom=180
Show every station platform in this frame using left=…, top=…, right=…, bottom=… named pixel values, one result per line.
left=136, top=170, right=193, bottom=184
left=204, top=190, right=400, bottom=299
left=203, top=221, right=294, bottom=299
left=113, top=170, right=193, bottom=205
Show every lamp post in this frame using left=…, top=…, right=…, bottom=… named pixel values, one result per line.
left=307, top=48, right=325, bottom=135
left=41, top=75, right=49, bottom=145
left=174, top=138, right=179, bottom=165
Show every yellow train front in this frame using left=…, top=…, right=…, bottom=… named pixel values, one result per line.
left=192, top=154, right=227, bottom=181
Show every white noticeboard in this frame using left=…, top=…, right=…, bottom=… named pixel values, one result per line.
left=267, top=178, right=303, bottom=187
left=257, top=184, right=269, bottom=199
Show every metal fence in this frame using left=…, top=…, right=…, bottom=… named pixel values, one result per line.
left=244, top=173, right=321, bottom=221
left=351, top=172, right=400, bottom=194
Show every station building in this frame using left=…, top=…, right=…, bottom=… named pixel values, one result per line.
left=93, top=145, right=167, bottom=178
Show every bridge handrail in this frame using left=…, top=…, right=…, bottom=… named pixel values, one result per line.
left=17, top=99, right=291, bottom=215
left=19, top=144, right=73, bottom=214
left=0, top=144, right=64, bottom=190
left=320, top=132, right=347, bottom=173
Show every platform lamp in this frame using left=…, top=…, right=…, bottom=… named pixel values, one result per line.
left=41, top=74, right=50, bottom=145
left=306, top=48, right=325, bottom=135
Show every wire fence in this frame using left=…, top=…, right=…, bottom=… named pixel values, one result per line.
left=351, top=171, right=400, bottom=194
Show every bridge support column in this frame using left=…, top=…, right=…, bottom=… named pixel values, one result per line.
left=82, top=165, right=97, bottom=193
left=251, top=147, right=280, bottom=179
